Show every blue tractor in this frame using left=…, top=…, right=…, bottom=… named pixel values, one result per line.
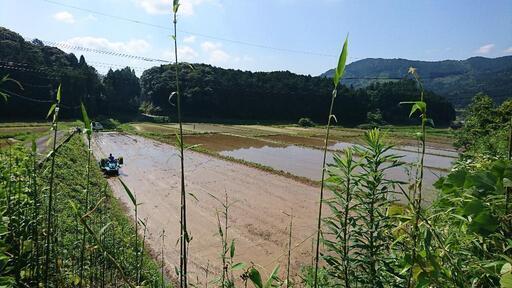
left=99, top=154, right=123, bottom=176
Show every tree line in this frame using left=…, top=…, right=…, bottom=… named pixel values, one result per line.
left=140, top=63, right=456, bottom=126
left=0, top=27, right=139, bottom=120
left=0, top=26, right=456, bottom=126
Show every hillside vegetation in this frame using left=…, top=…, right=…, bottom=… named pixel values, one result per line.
left=321, top=56, right=512, bottom=107
left=0, top=26, right=456, bottom=126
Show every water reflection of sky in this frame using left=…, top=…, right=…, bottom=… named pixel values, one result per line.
left=220, top=144, right=451, bottom=203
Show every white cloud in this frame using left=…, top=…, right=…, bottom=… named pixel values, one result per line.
left=53, top=11, right=75, bottom=24
left=63, top=37, right=151, bottom=54
left=183, top=35, right=196, bottom=43
left=200, top=41, right=230, bottom=63
left=201, top=41, right=221, bottom=52
left=505, top=47, right=512, bottom=54
left=84, top=14, right=98, bottom=22
left=163, top=46, right=199, bottom=61
left=209, top=49, right=230, bottom=62
left=134, top=0, right=220, bottom=16
left=475, top=43, right=495, bottom=54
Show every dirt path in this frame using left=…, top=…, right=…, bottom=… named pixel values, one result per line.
left=91, top=132, right=319, bottom=284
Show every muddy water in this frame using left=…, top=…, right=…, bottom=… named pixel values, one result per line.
left=220, top=144, right=450, bottom=203
left=328, top=142, right=455, bottom=170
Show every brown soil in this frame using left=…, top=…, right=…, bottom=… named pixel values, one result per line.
left=261, top=134, right=337, bottom=148
left=91, top=132, right=320, bottom=284
left=184, top=133, right=280, bottom=152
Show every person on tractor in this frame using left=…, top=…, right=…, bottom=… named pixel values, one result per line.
left=108, top=153, right=115, bottom=163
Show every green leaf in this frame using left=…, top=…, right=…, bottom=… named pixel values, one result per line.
left=188, top=192, right=199, bottom=202
left=333, top=35, right=349, bottom=87
left=469, top=211, right=499, bottom=235
left=502, top=272, right=512, bottom=288
left=173, top=0, right=180, bottom=13
left=411, top=102, right=426, bottom=117
left=264, top=265, right=280, bottom=288
left=399, top=101, right=426, bottom=117
left=47, top=103, right=56, bottom=119
left=80, top=102, right=91, bottom=136
left=56, top=84, right=62, bottom=103
left=99, top=222, right=113, bottom=235
left=501, top=263, right=512, bottom=275
left=463, top=199, right=484, bottom=216
left=248, top=268, right=263, bottom=288
left=0, top=91, right=8, bottom=101
left=425, top=118, right=435, bottom=127
left=230, top=239, right=235, bottom=258
left=119, top=178, right=137, bottom=206
left=231, top=262, right=245, bottom=271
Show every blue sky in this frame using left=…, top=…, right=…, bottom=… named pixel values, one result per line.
left=1, top=0, right=511, bottom=76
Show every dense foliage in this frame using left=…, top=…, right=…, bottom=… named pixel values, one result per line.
left=317, top=135, right=512, bottom=287
left=103, top=67, right=141, bottom=115
left=0, top=136, right=165, bottom=287
left=321, top=56, right=512, bottom=107
left=454, top=93, right=512, bottom=160
left=140, top=64, right=455, bottom=126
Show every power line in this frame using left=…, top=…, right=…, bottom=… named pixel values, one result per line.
left=0, top=89, right=53, bottom=104
left=39, top=0, right=338, bottom=58
left=27, top=38, right=171, bottom=64
left=2, top=59, right=501, bottom=104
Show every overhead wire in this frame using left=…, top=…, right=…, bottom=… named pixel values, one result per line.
left=3, top=57, right=496, bottom=101
left=39, top=0, right=339, bottom=58
left=27, top=38, right=171, bottom=64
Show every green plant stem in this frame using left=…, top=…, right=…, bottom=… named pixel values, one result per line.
left=342, top=159, right=352, bottom=288
left=313, top=88, right=337, bottom=288
left=79, top=137, right=92, bottom=287
left=44, top=103, right=59, bottom=287
left=31, top=146, right=41, bottom=285
left=216, top=211, right=226, bottom=288
left=139, top=219, right=147, bottom=285
left=286, top=211, right=293, bottom=288
left=79, top=210, right=136, bottom=288
left=407, top=87, right=427, bottom=288
left=134, top=199, right=139, bottom=285
left=506, top=117, right=512, bottom=231
left=172, top=8, right=188, bottom=288
left=161, top=229, right=165, bottom=288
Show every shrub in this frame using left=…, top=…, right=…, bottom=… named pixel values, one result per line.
left=298, top=117, right=315, bottom=127
left=356, top=123, right=378, bottom=130
left=98, top=118, right=121, bottom=130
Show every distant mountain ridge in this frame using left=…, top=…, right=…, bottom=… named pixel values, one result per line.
left=320, top=56, right=512, bottom=107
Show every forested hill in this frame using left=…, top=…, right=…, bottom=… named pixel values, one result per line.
left=1, top=26, right=455, bottom=126
left=321, top=56, right=512, bottom=107
left=0, top=27, right=140, bottom=119
left=141, top=64, right=455, bottom=126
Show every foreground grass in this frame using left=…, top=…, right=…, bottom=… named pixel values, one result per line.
left=0, top=135, right=167, bottom=287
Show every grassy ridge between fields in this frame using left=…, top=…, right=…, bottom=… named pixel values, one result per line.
left=49, top=135, right=165, bottom=286
left=1, top=134, right=168, bottom=287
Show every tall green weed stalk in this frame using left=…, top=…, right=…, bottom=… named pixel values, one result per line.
left=400, top=67, right=429, bottom=287
left=313, top=36, right=348, bottom=288
left=352, top=129, right=402, bottom=287
left=44, top=84, right=62, bottom=286
left=79, top=102, right=92, bottom=287
left=170, top=1, right=189, bottom=286
left=322, top=148, right=359, bottom=287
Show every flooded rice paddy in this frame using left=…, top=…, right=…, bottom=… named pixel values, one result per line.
left=183, top=133, right=457, bottom=202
